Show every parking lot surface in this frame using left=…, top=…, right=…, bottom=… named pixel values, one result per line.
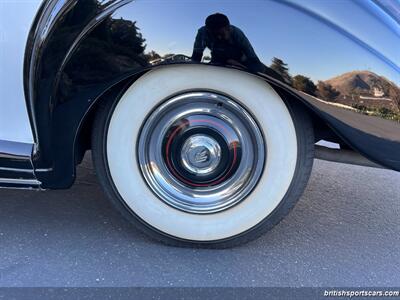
left=0, top=155, right=399, bottom=287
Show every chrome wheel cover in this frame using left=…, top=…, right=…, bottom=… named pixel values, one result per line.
left=137, top=92, right=265, bottom=214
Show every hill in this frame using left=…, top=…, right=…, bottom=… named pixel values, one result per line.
left=325, top=70, right=397, bottom=98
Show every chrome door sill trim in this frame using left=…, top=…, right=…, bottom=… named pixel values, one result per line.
left=0, top=178, right=41, bottom=185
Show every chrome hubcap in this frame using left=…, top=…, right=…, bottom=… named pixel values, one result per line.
left=180, top=134, right=222, bottom=176
left=138, top=92, right=265, bottom=214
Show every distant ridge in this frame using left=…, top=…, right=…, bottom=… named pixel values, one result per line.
left=325, top=70, right=397, bottom=97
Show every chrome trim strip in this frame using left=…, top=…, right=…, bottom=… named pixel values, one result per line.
left=0, top=167, right=34, bottom=174
left=0, top=140, right=38, bottom=184
left=0, top=178, right=41, bottom=185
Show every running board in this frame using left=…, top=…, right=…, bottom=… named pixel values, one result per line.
left=314, top=145, right=386, bottom=169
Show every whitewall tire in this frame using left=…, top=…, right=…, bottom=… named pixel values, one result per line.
left=92, top=65, right=314, bottom=247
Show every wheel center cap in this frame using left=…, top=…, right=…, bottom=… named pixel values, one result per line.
left=181, top=134, right=221, bottom=175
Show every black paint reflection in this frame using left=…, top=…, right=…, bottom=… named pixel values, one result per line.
left=57, top=5, right=400, bottom=124
left=60, top=15, right=148, bottom=101
left=28, top=0, right=400, bottom=187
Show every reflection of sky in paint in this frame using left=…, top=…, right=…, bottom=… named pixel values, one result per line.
left=115, top=0, right=399, bottom=84
left=374, top=0, right=400, bottom=24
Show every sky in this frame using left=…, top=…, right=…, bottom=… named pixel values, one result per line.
left=114, top=0, right=400, bottom=84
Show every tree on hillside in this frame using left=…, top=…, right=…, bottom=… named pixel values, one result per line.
left=146, top=50, right=161, bottom=61
left=316, top=81, right=340, bottom=101
left=270, top=57, right=292, bottom=85
left=292, top=75, right=316, bottom=95
left=108, top=19, right=146, bottom=55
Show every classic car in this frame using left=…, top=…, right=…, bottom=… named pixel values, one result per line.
left=0, top=0, right=399, bottom=247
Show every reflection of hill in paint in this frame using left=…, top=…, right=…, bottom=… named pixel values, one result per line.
left=324, top=71, right=400, bottom=114
left=325, top=71, right=396, bottom=97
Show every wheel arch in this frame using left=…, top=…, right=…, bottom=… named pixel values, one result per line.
left=75, top=65, right=344, bottom=171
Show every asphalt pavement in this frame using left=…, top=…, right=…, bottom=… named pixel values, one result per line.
left=0, top=154, right=399, bottom=287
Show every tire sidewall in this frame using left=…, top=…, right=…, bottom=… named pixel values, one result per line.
left=93, top=65, right=313, bottom=247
